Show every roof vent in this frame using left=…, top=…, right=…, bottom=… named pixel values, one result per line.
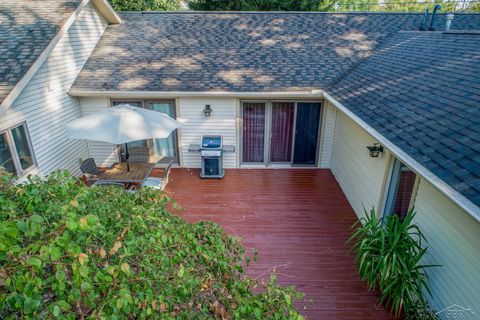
left=445, top=14, right=455, bottom=31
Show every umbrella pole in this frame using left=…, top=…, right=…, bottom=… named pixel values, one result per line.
left=125, top=143, right=130, bottom=172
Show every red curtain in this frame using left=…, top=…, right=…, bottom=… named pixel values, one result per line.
left=270, top=102, right=294, bottom=162
left=394, top=170, right=416, bottom=219
left=243, top=103, right=265, bottom=163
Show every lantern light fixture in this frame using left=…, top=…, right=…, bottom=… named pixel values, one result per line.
left=367, top=143, right=384, bottom=157
left=203, top=104, right=212, bottom=117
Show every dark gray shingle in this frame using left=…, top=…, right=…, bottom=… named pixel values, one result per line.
left=71, top=12, right=480, bottom=93
left=0, top=0, right=81, bottom=104
left=329, top=31, right=480, bottom=207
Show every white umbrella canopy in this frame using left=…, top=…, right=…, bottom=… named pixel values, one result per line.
left=65, top=104, right=182, bottom=144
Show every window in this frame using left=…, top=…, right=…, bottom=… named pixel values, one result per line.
left=383, top=159, right=417, bottom=220
left=111, top=100, right=179, bottom=163
left=0, top=124, right=35, bottom=175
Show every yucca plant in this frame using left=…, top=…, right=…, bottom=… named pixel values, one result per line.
left=349, top=208, right=438, bottom=319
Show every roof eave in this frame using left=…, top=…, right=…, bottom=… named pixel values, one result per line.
left=68, top=89, right=325, bottom=98
left=91, top=0, right=121, bottom=24
left=324, top=91, right=480, bottom=223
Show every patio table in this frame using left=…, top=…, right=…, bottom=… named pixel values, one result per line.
left=98, top=162, right=155, bottom=184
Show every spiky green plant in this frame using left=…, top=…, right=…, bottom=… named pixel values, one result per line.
left=349, top=208, right=438, bottom=319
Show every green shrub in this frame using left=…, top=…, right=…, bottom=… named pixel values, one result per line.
left=349, top=209, right=438, bottom=319
left=0, top=170, right=303, bottom=319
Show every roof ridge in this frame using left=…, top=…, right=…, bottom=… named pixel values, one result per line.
left=119, top=11, right=480, bottom=15
left=326, top=30, right=409, bottom=91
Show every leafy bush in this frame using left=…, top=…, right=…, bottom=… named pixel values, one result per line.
left=349, top=209, right=437, bottom=319
left=0, top=170, right=303, bottom=319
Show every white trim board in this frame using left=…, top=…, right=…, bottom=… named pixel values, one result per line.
left=324, top=92, right=480, bottom=223
left=91, top=0, right=121, bottom=24
left=0, top=0, right=120, bottom=117
left=68, top=90, right=325, bottom=99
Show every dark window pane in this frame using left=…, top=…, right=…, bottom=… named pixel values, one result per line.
left=243, top=103, right=265, bottom=163
left=112, top=101, right=146, bottom=161
left=148, top=102, right=177, bottom=160
left=393, top=169, right=416, bottom=219
left=0, top=133, right=16, bottom=173
left=270, top=102, right=294, bottom=162
left=293, top=103, right=321, bottom=165
left=11, top=125, right=34, bottom=170
left=112, top=101, right=142, bottom=108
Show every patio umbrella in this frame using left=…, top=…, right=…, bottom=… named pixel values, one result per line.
left=65, top=104, right=182, bottom=170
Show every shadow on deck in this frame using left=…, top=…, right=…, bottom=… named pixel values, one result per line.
left=162, top=168, right=390, bottom=319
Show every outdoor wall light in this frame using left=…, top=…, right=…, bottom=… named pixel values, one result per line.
left=367, top=143, right=384, bottom=157
left=203, top=104, right=212, bottom=117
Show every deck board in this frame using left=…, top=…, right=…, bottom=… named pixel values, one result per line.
left=161, top=168, right=390, bottom=319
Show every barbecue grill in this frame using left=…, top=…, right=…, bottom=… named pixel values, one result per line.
left=188, top=135, right=235, bottom=179
left=200, top=135, right=224, bottom=178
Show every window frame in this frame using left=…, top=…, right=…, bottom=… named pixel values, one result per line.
left=0, top=123, right=36, bottom=176
left=110, top=99, right=179, bottom=164
left=382, top=158, right=418, bottom=220
left=239, top=99, right=323, bottom=167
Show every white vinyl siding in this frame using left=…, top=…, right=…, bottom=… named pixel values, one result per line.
left=79, top=97, right=118, bottom=166
left=0, top=2, right=108, bottom=177
left=178, top=97, right=237, bottom=168
left=330, top=111, right=390, bottom=219
left=318, top=100, right=336, bottom=168
left=413, top=180, right=480, bottom=318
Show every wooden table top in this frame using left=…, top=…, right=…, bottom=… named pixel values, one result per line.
left=99, top=162, right=155, bottom=183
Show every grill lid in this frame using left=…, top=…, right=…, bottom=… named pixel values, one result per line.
left=201, top=135, right=222, bottom=149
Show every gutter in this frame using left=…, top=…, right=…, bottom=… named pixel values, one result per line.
left=68, top=89, right=325, bottom=98
left=324, top=92, right=480, bottom=223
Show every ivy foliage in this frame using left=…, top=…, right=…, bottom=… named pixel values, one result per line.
left=0, top=170, right=304, bottom=319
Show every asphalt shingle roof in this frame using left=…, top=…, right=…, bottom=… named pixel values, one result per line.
left=0, top=0, right=81, bottom=104
left=329, top=31, right=480, bottom=207
left=71, top=12, right=480, bottom=93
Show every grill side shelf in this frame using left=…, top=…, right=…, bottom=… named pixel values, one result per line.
left=188, top=144, right=235, bottom=153
left=188, top=144, right=201, bottom=152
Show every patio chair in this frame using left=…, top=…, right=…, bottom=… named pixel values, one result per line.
left=127, top=146, right=149, bottom=163
left=80, top=158, right=103, bottom=183
left=141, top=160, right=174, bottom=191
left=92, top=181, right=125, bottom=188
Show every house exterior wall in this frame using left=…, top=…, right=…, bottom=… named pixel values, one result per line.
left=79, top=96, right=239, bottom=168
left=318, top=100, right=336, bottom=168
left=79, top=96, right=118, bottom=167
left=77, top=96, right=338, bottom=169
left=0, top=2, right=108, bottom=177
left=179, top=97, right=237, bottom=168
left=330, top=110, right=391, bottom=219
left=329, top=104, right=480, bottom=317
left=414, top=179, right=480, bottom=317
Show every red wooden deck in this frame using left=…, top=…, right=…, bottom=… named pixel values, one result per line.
left=162, top=168, right=389, bottom=319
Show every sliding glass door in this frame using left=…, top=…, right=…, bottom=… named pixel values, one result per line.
left=270, top=102, right=295, bottom=163
left=293, top=102, right=321, bottom=165
left=242, top=102, right=266, bottom=163
left=146, top=101, right=178, bottom=163
left=112, top=101, right=146, bottom=162
left=241, top=101, right=321, bottom=166
left=112, top=100, right=178, bottom=163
